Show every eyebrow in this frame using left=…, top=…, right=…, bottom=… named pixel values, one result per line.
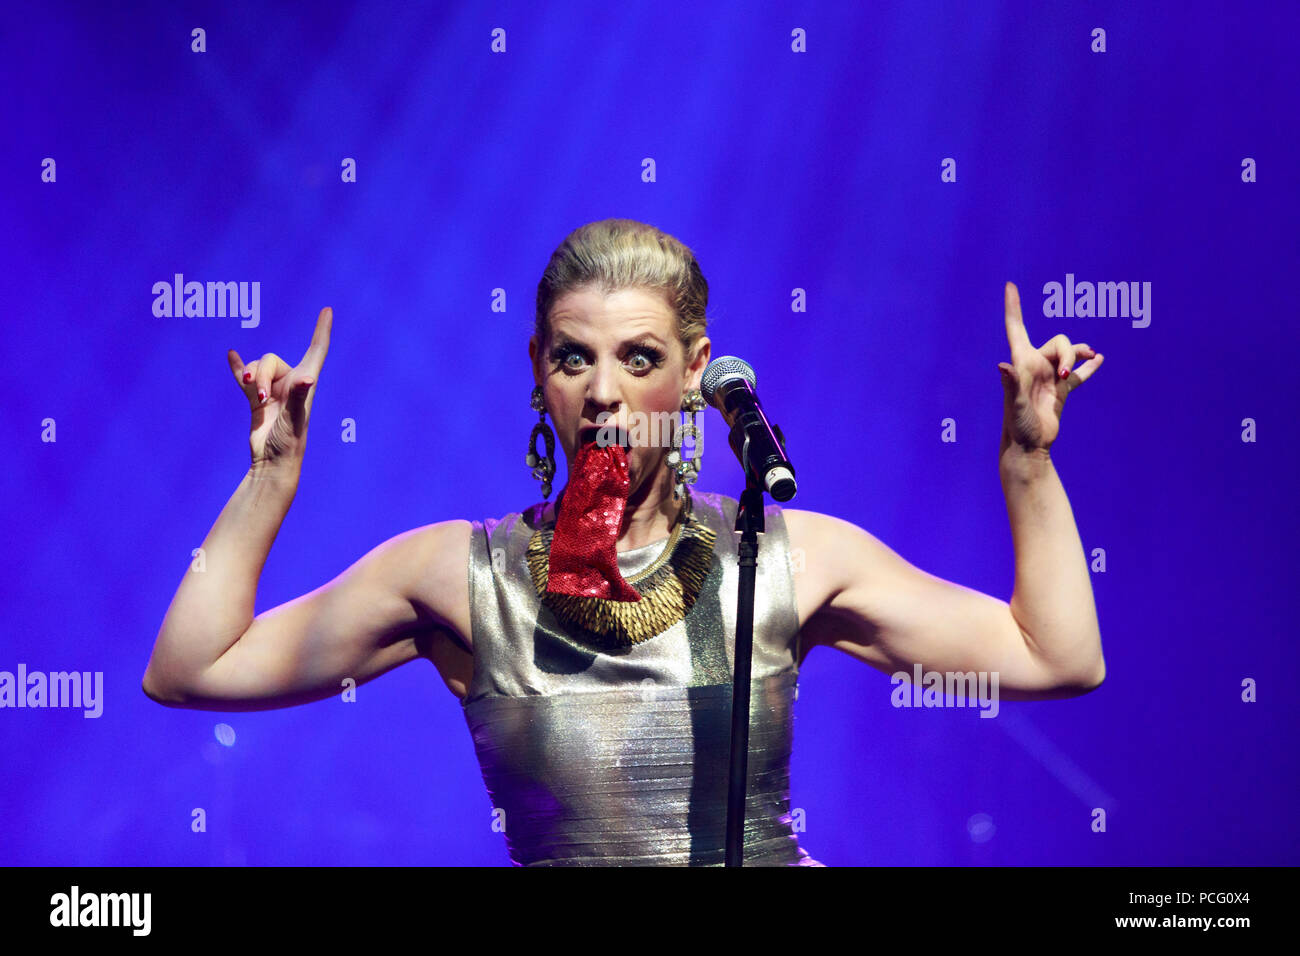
left=549, top=331, right=668, bottom=351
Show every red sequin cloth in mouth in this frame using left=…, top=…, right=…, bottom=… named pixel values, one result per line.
left=546, top=441, right=642, bottom=602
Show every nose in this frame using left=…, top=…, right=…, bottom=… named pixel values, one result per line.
left=585, top=360, right=623, bottom=414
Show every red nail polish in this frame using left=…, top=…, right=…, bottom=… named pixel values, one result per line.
left=1059, top=368, right=1069, bottom=379
left=243, top=371, right=252, bottom=382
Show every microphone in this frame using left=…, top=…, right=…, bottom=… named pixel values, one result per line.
left=700, top=357, right=797, bottom=501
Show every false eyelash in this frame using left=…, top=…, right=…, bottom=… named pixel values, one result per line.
left=548, top=343, right=665, bottom=370
left=628, top=345, right=666, bottom=367
left=549, top=343, right=587, bottom=365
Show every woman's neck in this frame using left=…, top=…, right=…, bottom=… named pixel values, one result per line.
left=616, top=461, right=686, bottom=551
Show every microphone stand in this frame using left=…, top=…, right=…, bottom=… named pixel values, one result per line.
left=725, top=431, right=766, bottom=866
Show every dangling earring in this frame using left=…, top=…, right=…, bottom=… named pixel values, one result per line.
left=526, top=386, right=556, bottom=499
left=667, top=388, right=706, bottom=501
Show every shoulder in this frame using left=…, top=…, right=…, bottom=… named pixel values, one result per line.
left=408, top=518, right=474, bottom=562
left=782, top=508, right=852, bottom=556
left=781, top=508, right=851, bottom=587
left=781, top=508, right=899, bottom=634
left=350, top=519, right=472, bottom=586
left=783, top=508, right=904, bottom=585
left=395, top=503, right=543, bottom=655
left=374, top=520, right=473, bottom=641
left=782, top=508, right=880, bottom=552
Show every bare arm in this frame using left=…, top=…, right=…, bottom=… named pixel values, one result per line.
left=790, top=282, right=1106, bottom=700
left=789, top=495, right=1101, bottom=702
left=143, top=473, right=469, bottom=711
left=789, top=508, right=1100, bottom=700
left=999, top=445, right=1103, bottom=688
left=142, top=461, right=298, bottom=705
left=143, top=306, right=472, bottom=711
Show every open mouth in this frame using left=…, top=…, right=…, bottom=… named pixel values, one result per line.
left=579, top=425, right=630, bottom=450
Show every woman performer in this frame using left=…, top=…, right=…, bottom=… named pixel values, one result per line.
left=143, top=218, right=1106, bottom=866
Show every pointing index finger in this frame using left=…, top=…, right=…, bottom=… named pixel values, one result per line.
left=1004, top=281, right=1033, bottom=354
left=299, top=306, right=332, bottom=373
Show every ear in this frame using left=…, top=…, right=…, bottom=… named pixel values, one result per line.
left=528, top=334, right=543, bottom=387
left=685, top=336, right=711, bottom=391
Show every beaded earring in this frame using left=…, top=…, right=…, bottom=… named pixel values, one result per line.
left=526, top=386, right=556, bottom=499
left=667, top=388, right=706, bottom=501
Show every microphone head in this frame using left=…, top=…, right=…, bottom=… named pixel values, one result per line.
left=767, top=467, right=797, bottom=502
left=701, top=356, right=756, bottom=405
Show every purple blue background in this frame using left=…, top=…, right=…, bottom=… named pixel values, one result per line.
left=2, top=0, right=1297, bottom=865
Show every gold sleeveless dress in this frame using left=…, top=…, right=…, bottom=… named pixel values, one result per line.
left=460, top=490, right=823, bottom=866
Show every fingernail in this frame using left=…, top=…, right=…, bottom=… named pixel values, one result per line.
left=1059, top=368, right=1069, bottom=379
left=258, top=389, right=267, bottom=402
left=243, top=371, right=252, bottom=382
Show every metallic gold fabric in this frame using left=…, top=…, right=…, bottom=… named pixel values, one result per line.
left=461, top=490, right=823, bottom=866
left=525, top=499, right=717, bottom=646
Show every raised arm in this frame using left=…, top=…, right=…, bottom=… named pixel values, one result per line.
left=786, top=282, right=1106, bottom=701
left=142, top=306, right=472, bottom=711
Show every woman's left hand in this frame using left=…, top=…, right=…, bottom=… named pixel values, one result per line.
left=997, top=281, right=1104, bottom=454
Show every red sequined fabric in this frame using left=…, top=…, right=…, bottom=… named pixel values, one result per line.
left=546, top=441, right=642, bottom=601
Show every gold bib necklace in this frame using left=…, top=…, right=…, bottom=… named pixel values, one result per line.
left=526, top=496, right=717, bottom=648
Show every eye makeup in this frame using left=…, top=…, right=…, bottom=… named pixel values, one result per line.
left=547, top=337, right=667, bottom=373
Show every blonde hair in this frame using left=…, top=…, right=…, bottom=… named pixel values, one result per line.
left=534, top=219, right=709, bottom=355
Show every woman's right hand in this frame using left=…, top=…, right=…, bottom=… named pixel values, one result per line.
left=226, top=307, right=332, bottom=471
